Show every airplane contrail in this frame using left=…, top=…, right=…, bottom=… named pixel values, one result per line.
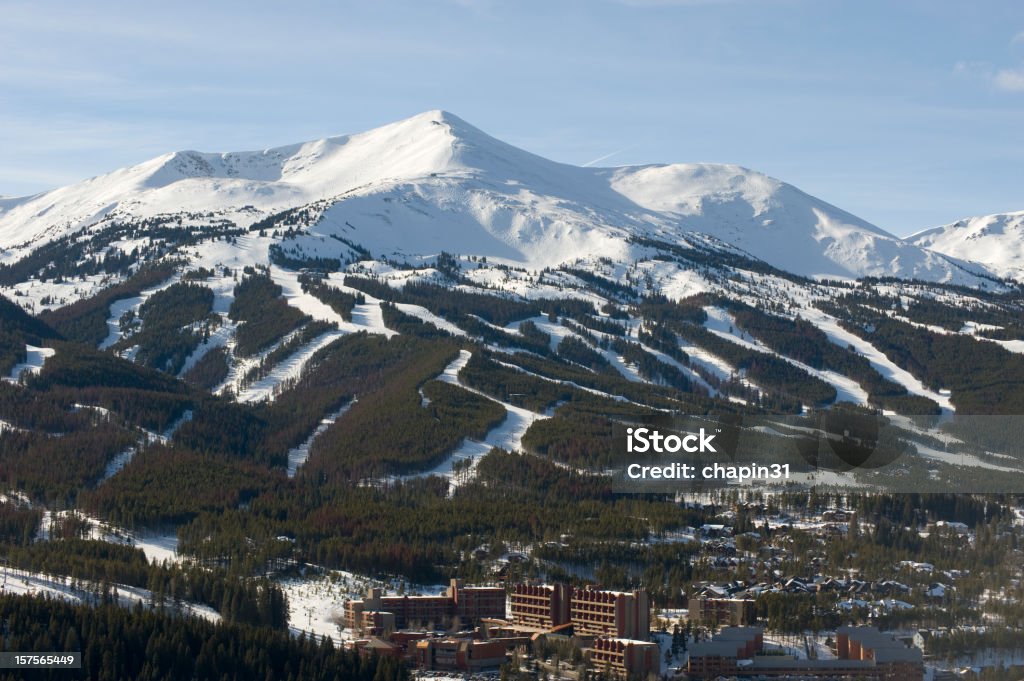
left=581, top=146, right=635, bottom=167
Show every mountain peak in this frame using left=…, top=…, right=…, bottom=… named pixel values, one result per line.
left=406, top=108, right=467, bottom=126
left=0, top=111, right=1005, bottom=286
left=910, top=210, right=1024, bottom=280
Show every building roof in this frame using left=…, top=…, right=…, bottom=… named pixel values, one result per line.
left=688, top=641, right=745, bottom=657
left=837, top=627, right=923, bottom=662
left=749, top=657, right=874, bottom=670
left=358, top=637, right=400, bottom=651
left=715, top=626, right=763, bottom=640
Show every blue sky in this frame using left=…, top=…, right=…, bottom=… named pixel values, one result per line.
left=1, top=0, right=1021, bottom=236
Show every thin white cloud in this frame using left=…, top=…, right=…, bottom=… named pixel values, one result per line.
left=993, top=68, right=1024, bottom=92
left=953, top=60, right=1024, bottom=93
left=953, top=60, right=989, bottom=75
left=951, top=29, right=1024, bottom=93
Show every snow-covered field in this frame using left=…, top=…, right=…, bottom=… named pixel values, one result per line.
left=280, top=575, right=352, bottom=644
left=395, top=303, right=467, bottom=336
left=271, top=268, right=395, bottom=338
left=0, top=566, right=220, bottom=623
left=279, top=574, right=360, bottom=644
left=437, top=350, right=550, bottom=452
left=279, top=569, right=450, bottom=644
left=909, top=441, right=1022, bottom=474
left=96, top=409, right=193, bottom=482
left=35, top=508, right=181, bottom=565
left=513, top=315, right=645, bottom=383
left=635, top=338, right=719, bottom=396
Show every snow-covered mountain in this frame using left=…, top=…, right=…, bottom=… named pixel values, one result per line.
left=0, top=110, right=995, bottom=284
left=602, top=163, right=995, bottom=283
left=7, top=109, right=1024, bottom=474
left=910, top=211, right=1024, bottom=281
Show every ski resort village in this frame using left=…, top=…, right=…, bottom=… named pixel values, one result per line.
left=323, top=500, right=1020, bottom=681
left=1, top=111, right=1024, bottom=679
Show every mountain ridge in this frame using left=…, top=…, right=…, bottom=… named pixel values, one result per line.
left=910, top=210, right=1024, bottom=281
left=0, top=110, right=1006, bottom=285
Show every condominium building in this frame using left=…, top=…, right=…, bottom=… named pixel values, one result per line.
left=571, top=587, right=650, bottom=640
left=508, top=583, right=570, bottom=630
left=688, top=596, right=756, bottom=627
left=508, top=584, right=649, bottom=640
left=452, top=579, right=508, bottom=623
left=344, top=579, right=505, bottom=633
left=687, top=626, right=763, bottom=678
left=688, top=626, right=923, bottom=681
left=414, top=638, right=508, bottom=672
left=587, top=638, right=660, bottom=680
left=836, top=626, right=924, bottom=681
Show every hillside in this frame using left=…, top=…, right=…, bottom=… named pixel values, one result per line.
left=911, top=210, right=1024, bottom=280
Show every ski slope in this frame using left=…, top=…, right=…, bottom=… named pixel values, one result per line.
left=3, top=345, right=55, bottom=384
left=702, top=306, right=870, bottom=405
left=402, top=350, right=551, bottom=493
left=800, top=307, right=954, bottom=413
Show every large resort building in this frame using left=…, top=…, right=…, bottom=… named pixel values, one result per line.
left=688, top=595, right=756, bottom=627
left=507, top=583, right=570, bottom=631
left=345, top=581, right=657, bottom=679
left=571, top=587, right=650, bottom=640
left=688, top=626, right=923, bottom=681
left=346, top=580, right=651, bottom=642
left=506, top=583, right=657, bottom=679
left=346, top=581, right=923, bottom=681
left=587, top=637, right=660, bottom=680
left=508, top=583, right=650, bottom=640
left=344, top=579, right=506, bottom=634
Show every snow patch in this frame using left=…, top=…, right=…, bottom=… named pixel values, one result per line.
left=4, top=345, right=55, bottom=384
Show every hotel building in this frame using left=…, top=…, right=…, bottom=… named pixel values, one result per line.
left=344, top=579, right=506, bottom=634
left=587, top=638, right=660, bottom=679
left=508, top=584, right=649, bottom=640
left=688, top=596, right=756, bottom=627
left=688, top=626, right=922, bottom=681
